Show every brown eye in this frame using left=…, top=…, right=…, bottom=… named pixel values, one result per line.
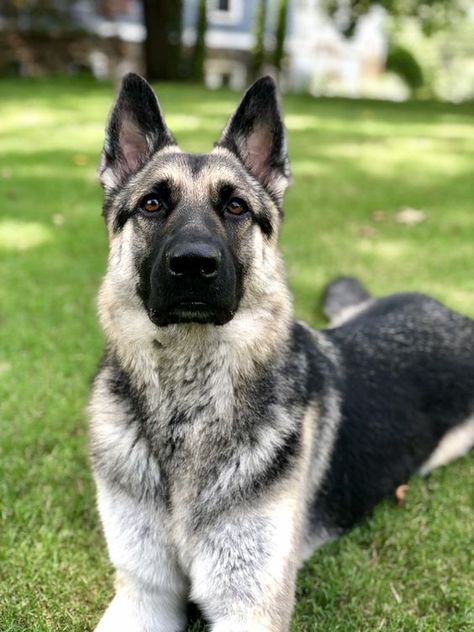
left=141, top=196, right=162, bottom=213
left=225, top=198, right=248, bottom=216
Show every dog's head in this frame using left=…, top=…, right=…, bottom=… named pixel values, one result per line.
left=98, top=74, right=290, bottom=332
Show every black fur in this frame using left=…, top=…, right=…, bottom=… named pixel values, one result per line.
left=313, top=293, right=474, bottom=532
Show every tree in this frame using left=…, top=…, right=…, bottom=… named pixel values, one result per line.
left=142, top=0, right=183, bottom=81
left=323, top=0, right=466, bottom=37
left=191, top=0, right=207, bottom=82
left=273, top=0, right=289, bottom=72
left=250, top=0, right=268, bottom=80
left=386, top=44, right=424, bottom=92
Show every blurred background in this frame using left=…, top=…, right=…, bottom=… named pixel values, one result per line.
left=2, top=0, right=474, bottom=102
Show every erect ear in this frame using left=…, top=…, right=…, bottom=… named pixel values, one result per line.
left=217, top=76, right=290, bottom=203
left=98, top=73, right=176, bottom=189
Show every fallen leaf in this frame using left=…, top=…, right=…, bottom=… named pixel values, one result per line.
left=372, top=210, right=388, bottom=222
left=395, top=207, right=427, bottom=226
left=395, top=484, right=410, bottom=506
left=390, top=583, right=402, bottom=604
left=358, top=225, right=377, bottom=238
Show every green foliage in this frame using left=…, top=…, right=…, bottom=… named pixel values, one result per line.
left=386, top=43, right=424, bottom=91
left=250, top=0, right=268, bottom=80
left=191, top=0, right=207, bottom=82
left=323, top=0, right=466, bottom=37
left=1, top=77, right=473, bottom=631
left=273, top=0, right=289, bottom=71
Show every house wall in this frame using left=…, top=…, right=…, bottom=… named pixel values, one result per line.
left=183, top=0, right=259, bottom=89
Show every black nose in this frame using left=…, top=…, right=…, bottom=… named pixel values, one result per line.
left=168, top=242, right=221, bottom=279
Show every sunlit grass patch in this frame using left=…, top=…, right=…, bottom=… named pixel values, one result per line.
left=0, top=219, right=54, bottom=251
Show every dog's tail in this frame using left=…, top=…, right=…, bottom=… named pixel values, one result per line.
left=322, top=276, right=371, bottom=326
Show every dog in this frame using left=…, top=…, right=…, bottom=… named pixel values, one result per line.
left=89, top=73, right=474, bottom=631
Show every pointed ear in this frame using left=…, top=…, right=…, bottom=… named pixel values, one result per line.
left=217, top=76, right=290, bottom=203
left=98, top=73, right=176, bottom=189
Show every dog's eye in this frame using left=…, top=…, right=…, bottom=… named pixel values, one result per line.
left=225, top=198, right=248, bottom=216
left=140, top=195, right=163, bottom=213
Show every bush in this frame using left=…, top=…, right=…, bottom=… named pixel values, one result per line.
left=386, top=44, right=424, bottom=91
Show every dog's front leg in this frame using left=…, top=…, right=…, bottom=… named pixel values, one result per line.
left=189, top=496, right=301, bottom=632
left=94, top=576, right=187, bottom=632
left=94, top=479, right=188, bottom=632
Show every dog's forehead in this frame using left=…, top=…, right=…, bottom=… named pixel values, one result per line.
left=128, top=147, right=252, bottom=202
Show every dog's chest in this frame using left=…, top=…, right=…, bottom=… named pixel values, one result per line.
left=92, top=339, right=302, bottom=527
left=132, top=347, right=243, bottom=508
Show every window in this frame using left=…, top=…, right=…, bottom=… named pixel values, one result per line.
left=208, top=0, right=243, bottom=25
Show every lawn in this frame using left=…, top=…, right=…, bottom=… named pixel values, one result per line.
left=0, top=77, right=473, bottom=632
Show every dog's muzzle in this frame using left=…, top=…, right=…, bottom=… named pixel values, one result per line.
left=147, top=239, right=238, bottom=326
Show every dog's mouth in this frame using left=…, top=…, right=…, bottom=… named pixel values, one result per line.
left=148, top=302, right=235, bottom=327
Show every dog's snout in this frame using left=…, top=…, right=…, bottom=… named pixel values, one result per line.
left=168, top=242, right=221, bottom=279
left=148, top=237, right=237, bottom=325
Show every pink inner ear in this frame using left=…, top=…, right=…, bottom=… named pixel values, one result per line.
left=244, top=124, right=272, bottom=183
left=119, top=118, right=149, bottom=173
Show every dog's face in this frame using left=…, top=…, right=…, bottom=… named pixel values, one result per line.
left=98, top=74, right=290, bottom=328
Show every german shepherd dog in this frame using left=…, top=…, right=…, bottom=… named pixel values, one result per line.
left=89, top=74, right=474, bottom=631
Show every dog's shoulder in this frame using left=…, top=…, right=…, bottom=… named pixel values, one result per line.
left=283, top=321, right=341, bottom=401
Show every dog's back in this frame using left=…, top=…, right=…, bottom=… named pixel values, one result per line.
left=307, top=282, right=474, bottom=544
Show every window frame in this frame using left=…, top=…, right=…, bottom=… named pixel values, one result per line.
left=207, top=0, right=243, bottom=26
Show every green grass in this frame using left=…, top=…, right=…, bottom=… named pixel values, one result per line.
left=0, top=77, right=473, bottom=632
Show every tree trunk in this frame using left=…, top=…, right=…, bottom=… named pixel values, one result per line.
left=142, top=0, right=183, bottom=81
left=250, top=0, right=268, bottom=81
left=191, top=0, right=207, bottom=82
left=273, top=0, right=288, bottom=72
